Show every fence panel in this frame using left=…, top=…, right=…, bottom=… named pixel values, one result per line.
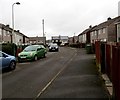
left=118, top=47, right=120, bottom=100
left=105, top=44, right=112, bottom=81
left=95, top=41, right=101, bottom=69
left=100, top=43, right=106, bottom=73
left=111, top=46, right=119, bottom=100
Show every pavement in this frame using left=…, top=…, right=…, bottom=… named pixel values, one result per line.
left=39, top=48, right=111, bottom=99
left=102, top=74, right=113, bottom=97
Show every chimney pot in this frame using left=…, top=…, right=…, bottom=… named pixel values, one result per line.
left=107, top=17, right=111, bottom=20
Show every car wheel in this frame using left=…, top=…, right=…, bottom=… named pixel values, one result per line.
left=34, top=55, right=38, bottom=61
left=9, top=61, right=16, bottom=70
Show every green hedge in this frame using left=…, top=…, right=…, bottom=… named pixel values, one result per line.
left=2, top=43, right=17, bottom=56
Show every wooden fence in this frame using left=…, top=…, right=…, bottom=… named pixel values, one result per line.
left=95, top=41, right=120, bottom=100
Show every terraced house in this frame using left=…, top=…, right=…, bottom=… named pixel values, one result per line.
left=0, top=23, right=29, bottom=45
left=116, top=21, right=120, bottom=42
left=0, top=24, right=12, bottom=43
left=90, top=16, right=120, bottom=43
left=78, top=25, right=97, bottom=44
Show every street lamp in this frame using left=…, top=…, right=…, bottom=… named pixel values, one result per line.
left=11, top=2, right=20, bottom=43
left=42, top=19, right=44, bottom=37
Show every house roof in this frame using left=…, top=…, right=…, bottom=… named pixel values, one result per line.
left=14, top=30, right=29, bottom=38
left=78, top=25, right=97, bottom=36
left=91, top=16, right=120, bottom=31
left=60, top=36, right=68, bottom=39
left=0, top=23, right=12, bottom=31
left=29, top=37, right=46, bottom=41
left=0, top=23, right=29, bottom=38
left=78, top=29, right=89, bottom=36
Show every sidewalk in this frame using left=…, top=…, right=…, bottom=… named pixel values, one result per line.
left=102, top=74, right=113, bottom=96
left=40, top=48, right=111, bottom=99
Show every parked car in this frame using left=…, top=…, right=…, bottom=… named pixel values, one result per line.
left=18, top=45, right=47, bottom=62
left=0, top=51, right=16, bottom=70
left=49, top=43, right=59, bottom=52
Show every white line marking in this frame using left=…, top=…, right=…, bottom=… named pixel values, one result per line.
left=35, top=52, right=77, bottom=99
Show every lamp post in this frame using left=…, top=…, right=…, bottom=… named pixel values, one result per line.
left=42, top=19, right=44, bottom=37
left=11, top=2, right=20, bottom=43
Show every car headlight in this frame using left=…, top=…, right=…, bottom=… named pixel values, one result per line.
left=18, top=53, right=21, bottom=56
left=29, top=53, right=33, bottom=56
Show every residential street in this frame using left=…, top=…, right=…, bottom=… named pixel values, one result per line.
left=2, top=47, right=110, bottom=99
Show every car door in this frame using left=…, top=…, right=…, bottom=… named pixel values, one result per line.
left=0, top=52, right=2, bottom=69
left=37, top=47, right=43, bottom=58
left=1, top=53, right=10, bottom=68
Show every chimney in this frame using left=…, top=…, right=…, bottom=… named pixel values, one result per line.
left=6, top=24, right=9, bottom=27
left=89, top=25, right=92, bottom=28
left=17, top=30, right=20, bottom=32
left=107, top=17, right=111, bottom=21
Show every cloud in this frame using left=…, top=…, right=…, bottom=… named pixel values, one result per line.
left=1, top=0, right=120, bottom=39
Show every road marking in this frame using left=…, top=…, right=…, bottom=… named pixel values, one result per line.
left=35, top=52, right=77, bottom=99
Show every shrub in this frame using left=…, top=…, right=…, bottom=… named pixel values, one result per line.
left=2, top=43, right=17, bottom=56
left=69, top=43, right=80, bottom=48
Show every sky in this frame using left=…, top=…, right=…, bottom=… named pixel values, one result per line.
left=0, top=0, right=120, bottom=40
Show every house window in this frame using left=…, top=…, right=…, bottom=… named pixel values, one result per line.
left=93, top=32, right=95, bottom=36
left=0, top=29, right=2, bottom=35
left=34, top=41, right=36, bottom=43
left=93, top=31, right=95, bottom=36
left=95, top=31, right=97, bottom=36
left=6, top=31, right=10, bottom=36
left=91, top=32, right=94, bottom=36
left=4, top=30, right=7, bottom=36
left=91, top=32, right=93, bottom=36
left=101, top=28, right=103, bottom=33
left=98, top=30, right=101, bottom=35
left=103, top=28, right=106, bottom=33
left=117, top=23, right=120, bottom=42
left=91, top=32, right=92, bottom=36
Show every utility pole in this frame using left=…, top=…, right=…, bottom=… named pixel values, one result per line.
left=42, top=19, right=44, bottom=37
left=118, top=1, right=120, bottom=16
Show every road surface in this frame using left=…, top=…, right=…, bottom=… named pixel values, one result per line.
left=2, top=47, right=110, bottom=99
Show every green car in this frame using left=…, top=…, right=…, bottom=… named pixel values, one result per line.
left=18, top=45, right=47, bottom=62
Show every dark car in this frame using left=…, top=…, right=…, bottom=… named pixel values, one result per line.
left=0, top=51, right=16, bottom=70
left=48, top=43, right=59, bottom=52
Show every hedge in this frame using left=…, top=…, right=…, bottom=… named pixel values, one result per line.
left=2, top=43, right=17, bottom=56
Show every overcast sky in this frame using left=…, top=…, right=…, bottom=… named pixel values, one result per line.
left=0, top=0, right=120, bottom=39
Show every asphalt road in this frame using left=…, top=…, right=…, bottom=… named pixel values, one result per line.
left=2, top=47, right=110, bottom=99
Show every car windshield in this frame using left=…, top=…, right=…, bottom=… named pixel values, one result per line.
left=51, top=44, right=58, bottom=46
left=23, top=45, right=38, bottom=52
